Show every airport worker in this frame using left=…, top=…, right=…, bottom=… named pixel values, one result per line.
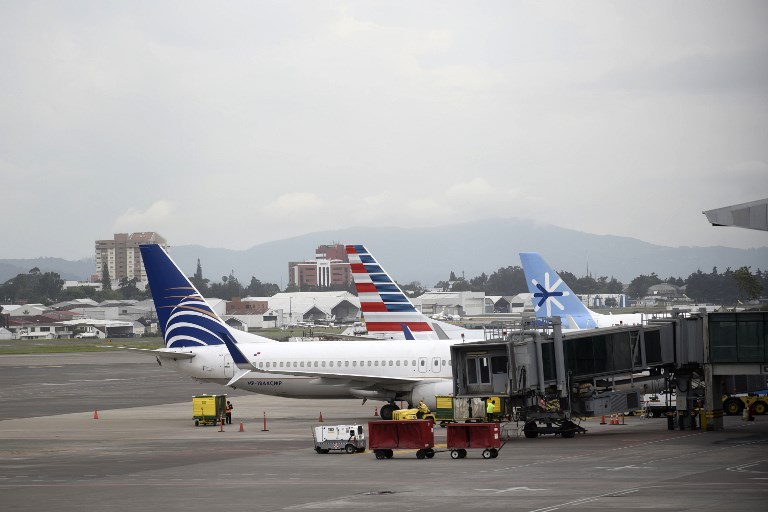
left=417, top=398, right=430, bottom=419
left=486, top=397, right=495, bottom=422
left=225, top=400, right=233, bottom=424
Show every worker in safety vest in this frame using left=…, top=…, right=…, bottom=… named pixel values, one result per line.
left=225, top=400, right=233, bottom=424
left=417, top=399, right=430, bottom=419
left=486, top=397, right=496, bottom=422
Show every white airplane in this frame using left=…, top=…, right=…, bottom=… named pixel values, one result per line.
left=520, top=252, right=644, bottom=330
left=140, top=243, right=472, bottom=419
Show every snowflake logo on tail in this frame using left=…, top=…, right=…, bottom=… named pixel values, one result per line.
left=531, top=272, right=570, bottom=316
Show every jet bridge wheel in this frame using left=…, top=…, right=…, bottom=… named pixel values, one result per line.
left=523, top=421, right=539, bottom=438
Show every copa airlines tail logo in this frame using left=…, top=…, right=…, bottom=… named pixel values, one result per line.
left=161, top=288, right=224, bottom=347
left=531, top=272, right=569, bottom=316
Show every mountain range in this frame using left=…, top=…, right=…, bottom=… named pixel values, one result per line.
left=2, top=219, right=767, bottom=288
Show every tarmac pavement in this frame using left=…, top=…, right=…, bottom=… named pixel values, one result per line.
left=0, top=351, right=766, bottom=511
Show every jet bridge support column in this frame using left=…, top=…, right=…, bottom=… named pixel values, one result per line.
left=552, top=317, right=566, bottom=398
left=703, top=364, right=724, bottom=431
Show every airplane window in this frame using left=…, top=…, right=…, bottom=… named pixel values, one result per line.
left=374, top=361, right=379, bottom=366
left=345, top=361, right=349, bottom=367
left=293, top=362, right=297, bottom=367
left=300, top=362, right=304, bottom=367
left=412, top=360, right=416, bottom=366
left=389, top=361, right=393, bottom=366
left=396, top=360, right=400, bottom=366
left=314, top=361, right=318, bottom=367
left=266, top=362, right=270, bottom=368
left=360, top=361, right=364, bottom=366
left=433, top=360, right=438, bottom=367
left=367, top=361, right=371, bottom=366
left=381, top=361, right=386, bottom=366
left=404, top=360, right=408, bottom=366
left=420, top=360, right=425, bottom=367
left=279, top=362, right=284, bottom=367
left=442, top=360, right=446, bottom=366
left=330, top=361, right=334, bottom=367
left=352, top=361, right=357, bottom=366
left=338, top=361, right=342, bottom=367
left=258, top=362, right=263, bottom=368
left=322, top=361, right=326, bottom=367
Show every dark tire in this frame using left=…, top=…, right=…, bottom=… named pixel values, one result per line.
left=416, top=450, right=426, bottom=459
left=723, top=398, right=744, bottom=416
left=459, top=449, right=467, bottom=459
left=450, top=450, right=460, bottom=459
left=425, top=449, right=435, bottom=459
left=375, top=450, right=385, bottom=460
left=385, top=449, right=394, bottom=459
left=524, top=421, right=538, bottom=438
left=345, top=444, right=356, bottom=454
left=380, top=403, right=399, bottom=421
left=194, top=420, right=199, bottom=427
left=490, top=449, right=498, bottom=458
left=315, top=447, right=323, bottom=454
left=561, top=420, right=576, bottom=438
left=482, top=449, right=492, bottom=459
left=752, top=401, right=767, bottom=415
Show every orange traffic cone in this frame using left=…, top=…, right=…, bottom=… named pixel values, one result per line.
left=600, top=415, right=606, bottom=425
left=93, top=410, right=99, bottom=420
left=239, top=422, right=244, bottom=432
left=318, top=411, right=324, bottom=422
left=374, top=407, right=379, bottom=417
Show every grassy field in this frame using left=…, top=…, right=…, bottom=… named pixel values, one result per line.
left=0, top=326, right=348, bottom=355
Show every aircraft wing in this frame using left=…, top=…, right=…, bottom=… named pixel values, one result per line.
left=100, top=345, right=196, bottom=360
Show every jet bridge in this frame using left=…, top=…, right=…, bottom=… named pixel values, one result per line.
left=450, top=317, right=685, bottom=436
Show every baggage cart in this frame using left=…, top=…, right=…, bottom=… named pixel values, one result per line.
left=192, top=394, right=226, bottom=426
left=312, top=424, right=366, bottom=454
left=368, top=420, right=435, bottom=459
left=446, top=422, right=503, bottom=459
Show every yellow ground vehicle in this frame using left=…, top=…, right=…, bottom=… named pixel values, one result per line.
left=391, top=408, right=436, bottom=422
left=192, top=394, right=226, bottom=426
left=722, top=393, right=768, bottom=416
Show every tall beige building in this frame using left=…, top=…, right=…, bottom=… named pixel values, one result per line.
left=95, top=232, right=168, bottom=285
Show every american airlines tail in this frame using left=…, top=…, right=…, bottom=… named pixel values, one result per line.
left=520, top=252, right=643, bottom=330
left=346, top=244, right=481, bottom=341
left=140, top=244, right=272, bottom=348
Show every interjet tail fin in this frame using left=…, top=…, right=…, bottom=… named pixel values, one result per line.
left=519, top=252, right=598, bottom=330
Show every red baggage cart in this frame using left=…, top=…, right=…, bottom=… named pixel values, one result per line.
left=368, top=420, right=435, bottom=459
left=446, top=422, right=502, bottom=459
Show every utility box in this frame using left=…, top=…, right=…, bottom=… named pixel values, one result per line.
left=192, top=394, right=226, bottom=426
left=583, top=391, right=640, bottom=417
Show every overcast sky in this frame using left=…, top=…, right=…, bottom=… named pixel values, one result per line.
left=1, top=1, right=766, bottom=260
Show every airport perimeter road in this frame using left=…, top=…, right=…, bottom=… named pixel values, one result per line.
left=0, top=352, right=766, bottom=511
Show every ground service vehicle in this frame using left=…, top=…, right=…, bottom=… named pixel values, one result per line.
left=391, top=408, right=436, bottom=422
left=433, top=395, right=493, bottom=426
left=722, top=393, right=768, bottom=416
left=446, top=423, right=503, bottom=459
left=312, top=424, right=366, bottom=454
left=192, top=394, right=226, bottom=426
left=368, top=420, right=435, bottom=459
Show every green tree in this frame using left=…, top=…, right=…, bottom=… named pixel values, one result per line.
left=245, top=277, right=280, bottom=297
left=732, top=266, right=763, bottom=302
left=485, top=266, right=527, bottom=295
left=189, top=258, right=209, bottom=293
left=626, top=273, right=662, bottom=299
left=101, top=263, right=112, bottom=291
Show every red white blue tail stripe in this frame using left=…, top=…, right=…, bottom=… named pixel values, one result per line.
left=346, top=245, right=437, bottom=340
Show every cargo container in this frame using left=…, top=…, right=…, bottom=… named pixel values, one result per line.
left=368, top=420, right=435, bottom=459
left=433, top=395, right=495, bottom=426
left=446, top=422, right=503, bottom=459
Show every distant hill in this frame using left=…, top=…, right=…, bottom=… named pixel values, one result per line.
left=0, top=257, right=95, bottom=284
left=2, top=219, right=766, bottom=287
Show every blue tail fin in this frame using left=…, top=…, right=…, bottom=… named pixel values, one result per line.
left=140, top=244, right=226, bottom=348
left=519, top=252, right=597, bottom=329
